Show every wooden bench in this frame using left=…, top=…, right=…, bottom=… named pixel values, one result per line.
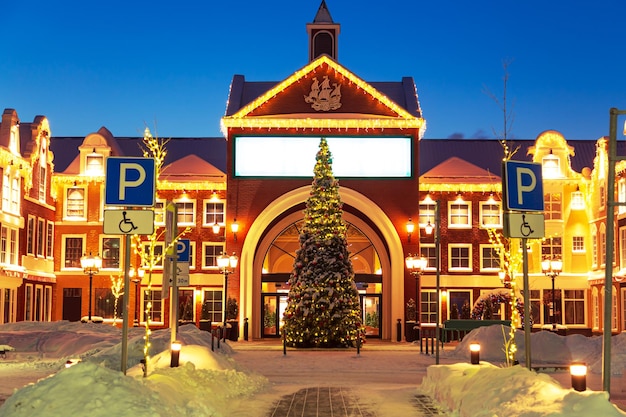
left=443, top=319, right=511, bottom=342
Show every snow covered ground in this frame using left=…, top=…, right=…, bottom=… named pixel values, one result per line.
left=0, top=321, right=625, bottom=416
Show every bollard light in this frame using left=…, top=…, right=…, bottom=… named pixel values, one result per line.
left=470, top=343, right=481, bottom=365
left=170, top=341, right=182, bottom=368
left=570, top=363, right=587, bottom=391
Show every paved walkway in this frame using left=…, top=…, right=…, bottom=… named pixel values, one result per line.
left=230, top=338, right=626, bottom=416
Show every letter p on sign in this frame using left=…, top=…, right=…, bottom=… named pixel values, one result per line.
left=504, top=161, right=544, bottom=212
left=105, top=157, right=156, bottom=207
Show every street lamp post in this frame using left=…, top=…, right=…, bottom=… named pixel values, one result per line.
left=541, top=256, right=563, bottom=330
left=130, top=267, right=145, bottom=327
left=217, top=252, right=238, bottom=340
left=405, top=254, right=428, bottom=324
left=80, top=253, right=102, bottom=322
left=424, top=200, right=441, bottom=364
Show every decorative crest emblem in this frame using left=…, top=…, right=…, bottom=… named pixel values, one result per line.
left=304, top=76, right=342, bottom=111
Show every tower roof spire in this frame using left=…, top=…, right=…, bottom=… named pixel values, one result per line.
left=313, top=0, right=334, bottom=23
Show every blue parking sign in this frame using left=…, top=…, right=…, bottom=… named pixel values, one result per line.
left=105, top=157, right=156, bottom=207
left=503, top=161, right=544, bottom=212
left=177, top=239, right=190, bottom=262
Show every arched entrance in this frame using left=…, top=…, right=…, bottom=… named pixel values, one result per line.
left=239, top=186, right=404, bottom=341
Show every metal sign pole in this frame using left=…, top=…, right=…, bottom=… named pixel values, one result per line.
left=121, top=234, right=131, bottom=374
left=522, top=238, right=531, bottom=370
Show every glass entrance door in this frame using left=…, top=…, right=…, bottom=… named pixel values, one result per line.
left=361, top=294, right=381, bottom=338
left=262, top=293, right=288, bottom=337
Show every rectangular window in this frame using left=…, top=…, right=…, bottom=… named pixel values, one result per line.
left=541, top=237, right=562, bottom=259
left=619, top=180, right=626, bottom=215
left=27, top=216, right=35, bottom=255
left=0, top=226, right=7, bottom=264
left=564, top=290, right=585, bottom=325
left=544, top=193, right=562, bottom=220
left=480, top=202, right=502, bottom=228
left=201, top=290, right=223, bottom=323
left=2, top=171, right=20, bottom=214
left=143, top=290, right=163, bottom=323
left=480, top=245, right=500, bottom=271
left=448, top=202, right=471, bottom=228
left=419, top=244, right=436, bottom=271
left=420, top=290, right=438, bottom=323
left=592, top=230, right=598, bottom=267
left=37, top=219, right=45, bottom=257
left=66, top=187, right=85, bottom=218
left=10, top=176, right=19, bottom=214
left=418, top=202, right=435, bottom=227
left=94, top=288, right=124, bottom=319
left=176, top=201, right=195, bottom=225
left=2, top=172, right=9, bottom=211
left=449, top=244, right=472, bottom=271
left=46, top=222, right=54, bottom=258
left=600, top=185, right=606, bottom=208
left=203, top=243, right=225, bottom=268
left=204, top=201, right=225, bottom=226
left=154, top=201, right=165, bottom=225
left=64, top=237, right=84, bottom=268
left=572, top=236, right=585, bottom=253
left=101, top=237, right=121, bottom=269
left=142, top=243, right=164, bottom=269
left=43, top=287, right=52, bottom=321
left=25, top=284, right=33, bottom=321
left=9, top=228, right=17, bottom=265
left=39, top=166, right=46, bottom=201
left=530, top=289, right=541, bottom=326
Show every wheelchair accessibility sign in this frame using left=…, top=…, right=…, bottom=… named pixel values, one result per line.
left=103, top=209, right=155, bottom=235
left=504, top=212, right=545, bottom=239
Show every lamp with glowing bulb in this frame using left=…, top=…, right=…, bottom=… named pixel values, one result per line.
left=212, top=222, right=221, bottom=234
left=231, top=219, right=239, bottom=242
left=541, top=256, right=563, bottom=329
left=217, top=252, right=239, bottom=340
left=406, top=218, right=415, bottom=243
left=80, top=252, right=102, bottom=322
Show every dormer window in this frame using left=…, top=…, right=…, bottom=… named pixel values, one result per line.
left=85, top=148, right=104, bottom=175
left=542, top=149, right=560, bottom=179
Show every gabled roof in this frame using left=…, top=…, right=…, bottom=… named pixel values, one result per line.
left=160, top=154, right=225, bottom=182
left=420, top=156, right=500, bottom=184
left=222, top=55, right=424, bottom=133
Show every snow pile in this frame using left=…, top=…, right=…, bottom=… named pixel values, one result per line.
left=0, top=322, right=268, bottom=417
left=421, top=362, right=626, bottom=417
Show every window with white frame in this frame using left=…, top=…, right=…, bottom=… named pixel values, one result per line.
left=619, top=179, right=626, bottom=215
left=600, top=185, right=606, bottom=209
left=542, top=152, right=560, bottom=178
left=418, top=201, right=435, bottom=227
left=36, top=219, right=45, bottom=257
left=592, top=226, right=598, bottom=267
left=202, top=243, right=225, bottom=269
left=541, top=237, right=562, bottom=259
left=479, top=245, right=500, bottom=271
left=572, top=236, right=585, bottom=253
left=176, top=201, right=195, bottom=225
left=66, top=186, right=86, bottom=219
left=0, top=225, right=18, bottom=265
left=600, top=223, right=606, bottom=266
left=593, top=288, right=600, bottom=330
left=154, top=201, right=165, bottom=225
left=448, top=201, right=471, bottom=228
left=142, top=242, right=164, bottom=269
left=201, top=290, right=223, bottom=323
left=2, top=169, right=20, bottom=215
left=420, top=290, right=438, bottom=323
left=188, top=241, right=196, bottom=270
left=27, top=216, right=35, bottom=255
left=143, top=289, right=163, bottom=323
left=46, top=222, right=54, bottom=258
left=94, top=288, right=123, bottom=320
left=419, top=244, right=436, bottom=270
left=39, top=165, right=47, bottom=201
left=63, top=236, right=84, bottom=269
left=449, top=244, right=472, bottom=271
left=479, top=201, right=501, bottom=228
left=544, top=193, right=561, bottom=220
left=563, top=289, right=585, bottom=325
left=101, top=237, right=121, bottom=269
left=204, top=200, right=225, bottom=226
left=529, top=289, right=541, bottom=326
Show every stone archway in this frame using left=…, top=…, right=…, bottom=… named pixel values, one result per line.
left=239, top=186, right=404, bottom=340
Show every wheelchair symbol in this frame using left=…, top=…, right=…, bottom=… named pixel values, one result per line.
left=520, top=214, right=534, bottom=237
left=119, top=211, right=139, bottom=233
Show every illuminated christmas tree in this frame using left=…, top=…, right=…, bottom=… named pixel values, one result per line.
left=283, top=138, right=363, bottom=348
